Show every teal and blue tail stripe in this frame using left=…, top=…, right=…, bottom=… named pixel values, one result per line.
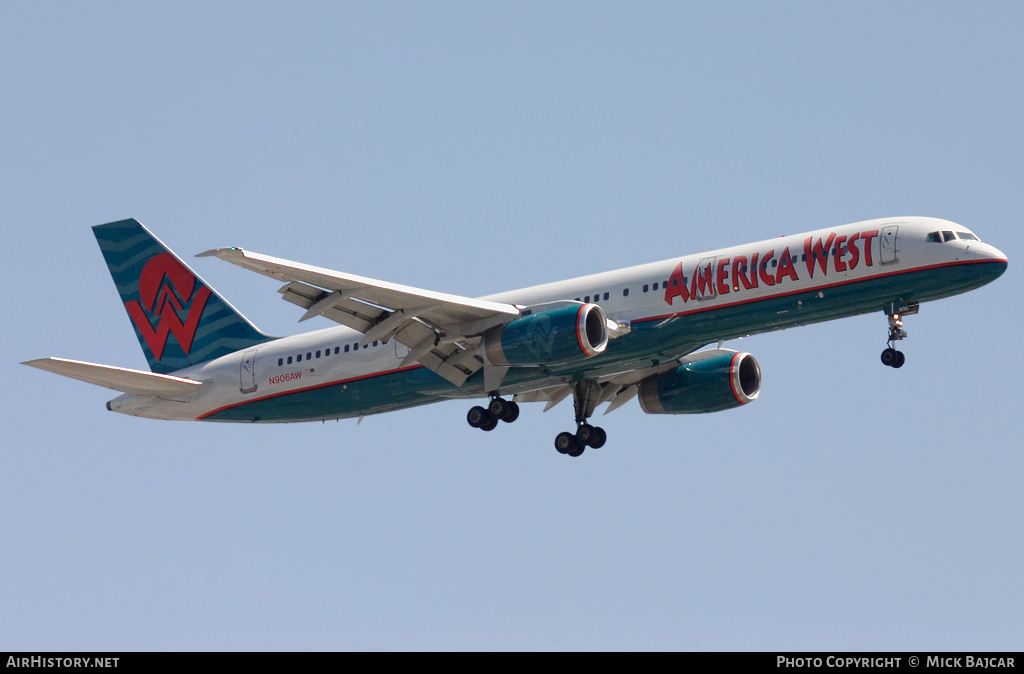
left=93, top=219, right=275, bottom=374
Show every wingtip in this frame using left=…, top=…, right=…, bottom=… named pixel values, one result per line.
left=195, top=247, right=243, bottom=259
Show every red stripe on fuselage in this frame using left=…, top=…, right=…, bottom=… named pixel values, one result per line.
left=632, top=258, right=1005, bottom=325
left=196, top=364, right=425, bottom=420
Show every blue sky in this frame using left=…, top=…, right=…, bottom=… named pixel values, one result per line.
left=2, top=2, right=1022, bottom=650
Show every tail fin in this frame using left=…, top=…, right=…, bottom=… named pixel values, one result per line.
left=93, top=219, right=275, bottom=374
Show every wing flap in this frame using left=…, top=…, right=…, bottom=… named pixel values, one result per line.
left=415, top=342, right=483, bottom=387
left=278, top=281, right=381, bottom=333
left=23, top=358, right=204, bottom=397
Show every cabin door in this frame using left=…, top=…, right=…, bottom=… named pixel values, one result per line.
left=879, top=225, right=899, bottom=265
left=239, top=349, right=258, bottom=394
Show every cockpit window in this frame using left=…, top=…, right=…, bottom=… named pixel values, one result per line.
left=926, top=232, right=942, bottom=243
left=958, top=232, right=979, bottom=241
left=942, top=231, right=957, bottom=242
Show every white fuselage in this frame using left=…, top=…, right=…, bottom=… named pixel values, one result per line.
left=107, top=216, right=1007, bottom=422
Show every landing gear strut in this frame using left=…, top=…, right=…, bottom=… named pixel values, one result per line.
left=880, top=302, right=917, bottom=369
left=553, top=381, right=608, bottom=457
left=467, top=395, right=519, bottom=432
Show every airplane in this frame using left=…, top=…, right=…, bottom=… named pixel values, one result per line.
left=24, top=217, right=1007, bottom=457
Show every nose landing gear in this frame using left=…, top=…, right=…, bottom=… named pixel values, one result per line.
left=881, top=302, right=917, bottom=369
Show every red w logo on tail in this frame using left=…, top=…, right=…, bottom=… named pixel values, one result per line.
left=124, top=253, right=211, bottom=361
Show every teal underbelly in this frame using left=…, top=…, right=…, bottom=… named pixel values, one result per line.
left=202, top=365, right=445, bottom=422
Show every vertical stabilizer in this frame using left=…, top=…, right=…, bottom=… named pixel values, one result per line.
left=93, top=219, right=275, bottom=374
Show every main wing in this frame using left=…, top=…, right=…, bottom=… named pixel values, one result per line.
left=198, top=247, right=521, bottom=386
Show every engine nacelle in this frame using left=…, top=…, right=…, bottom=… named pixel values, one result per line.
left=482, top=303, right=608, bottom=367
left=638, top=350, right=761, bottom=414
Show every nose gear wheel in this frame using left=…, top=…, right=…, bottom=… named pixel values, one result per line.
left=881, top=348, right=905, bottom=368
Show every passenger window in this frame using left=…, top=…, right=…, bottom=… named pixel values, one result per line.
left=316, top=350, right=321, bottom=358
left=926, top=232, right=942, bottom=243
left=671, top=278, right=678, bottom=287
left=297, top=354, right=302, bottom=362
left=334, top=347, right=340, bottom=355
left=306, top=352, right=312, bottom=360
left=603, top=292, right=609, bottom=300
left=344, top=345, right=349, bottom=353
left=574, top=297, right=580, bottom=301
left=643, top=284, right=649, bottom=292
left=958, top=232, right=979, bottom=241
left=771, top=260, right=777, bottom=267
left=652, top=282, right=658, bottom=290
left=584, top=296, right=590, bottom=302
left=623, top=288, right=629, bottom=296
left=373, top=341, right=379, bottom=347
left=287, top=356, right=293, bottom=364
left=942, top=231, right=956, bottom=242
left=663, top=280, right=668, bottom=287
left=278, top=358, right=283, bottom=366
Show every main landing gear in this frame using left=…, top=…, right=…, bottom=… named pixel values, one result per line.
left=465, top=381, right=610, bottom=457
left=880, top=302, right=917, bottom=369
left=467, top=396, right=520, bottom=432
left=554, top=381, right=607, bottom=458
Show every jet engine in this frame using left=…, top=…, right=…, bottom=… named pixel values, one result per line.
left=482, top=303, right=608, bottom=367
left=638, top=350, right=760, bottom=414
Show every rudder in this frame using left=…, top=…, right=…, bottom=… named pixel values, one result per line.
left=93, top=219, right=275, bottom=374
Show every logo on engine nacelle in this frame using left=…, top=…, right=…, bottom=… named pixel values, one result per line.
left=524, top=313, right=555, bottom=359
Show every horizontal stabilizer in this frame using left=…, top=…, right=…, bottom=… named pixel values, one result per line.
left=22, top=358, right=204, bottom=397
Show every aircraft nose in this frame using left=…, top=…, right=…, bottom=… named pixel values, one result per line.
left=982, top=244, right=1008, bottom=263
left=973, top=242, right=1008, bottom=285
